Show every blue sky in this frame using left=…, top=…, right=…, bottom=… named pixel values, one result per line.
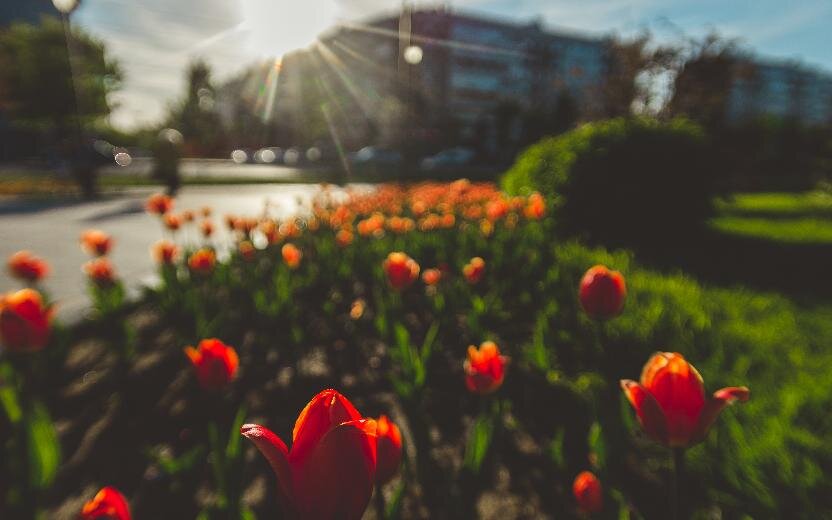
left=73, top=0, right=832, bottom=129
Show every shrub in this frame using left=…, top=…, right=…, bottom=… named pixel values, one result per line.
left=502, top=117, right=715, bottom=248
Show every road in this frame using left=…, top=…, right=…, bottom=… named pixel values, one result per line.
left=99, top=157, right=329, bottom=181
left=0, top=183, right=366, bottom=321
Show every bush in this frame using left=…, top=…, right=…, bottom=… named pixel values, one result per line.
left=502, top=117, right=715, bottom=248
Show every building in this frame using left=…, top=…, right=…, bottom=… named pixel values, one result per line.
left=274, top=7, right=612, bottom=157
left=725, top=59, right=832, bottom=126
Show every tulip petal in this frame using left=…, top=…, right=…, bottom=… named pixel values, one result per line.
left=690, top=386, right=750, bottom=444
left=620, top=379, right=669, bottom=444
left=241, top=424, right=294, bottom=515
left=640, top=352, right=705, bottom=446
left=289, top=389, right=363, bottom=467
left=293, top=418, right=377, bottom=520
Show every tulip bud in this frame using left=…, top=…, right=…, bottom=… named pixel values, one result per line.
left=83, top=258, right=117, bottom=287
left=336, top=229, right=354, bottom=248
left=282, top=243, right=302, bottom=269
left=184, top=338, right=239, bottom=391
left=578, top=265, right=626, bottom=320
left=80, top=229, right=113, bottom=257
left=383, top=252, right=420, bottom=290
left=375, top=415, right=403, bottom=485
left=200, top=219, right=214, bottom=238
left=421, top=268, right=441, bottom=286
left=188, top=249, right=216, bottom=276
left=0, top=288, right=51, bottom=352
left=465, top=341, right=507, bottom=394
left=7, top=250, right=49, bottom=282
left=81, top=486, right=131, bottom=520
left=164, top=213, right=182, bottom=232
left=462, top=257, right=485, bottom=284
left=573, top=471, right=603, bottom=514
left=621, top=352, right=750, bottom=448
left=151, top=240, right=179, bottom=265
left=239, top=240, right=256, bottom=261
left=145, top=193, right=173, bottom=216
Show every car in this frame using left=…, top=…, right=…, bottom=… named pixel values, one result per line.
left=420, top=147, right=475, bottom=170
left=349, top=146, right=402, bottom=166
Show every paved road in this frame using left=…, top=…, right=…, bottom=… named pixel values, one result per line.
left=99, top=157, right=329, bottom=180
left=0, top=183, right=365, bottom=321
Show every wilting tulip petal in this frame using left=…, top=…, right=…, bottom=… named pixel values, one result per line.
left=289, top=389, right=363, bottom=469
left=620, top=380, right=668, bottom=444
left=240, top=424, right=294, bottom=515
left=293, top=419, right=377, bottom=520
left=691, top=386, right=750, bottom=444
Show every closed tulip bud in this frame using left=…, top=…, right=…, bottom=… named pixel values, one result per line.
left=145, top=193, right=173, bottom=216
left=81, top=486, right=131, bottom=519
left=350, top=299, right=365, bottom=320
left=239, top=240, right=256, bottom=261
left=7, top=250, right=49, bottom=282
left=200, top=219, right=214, bottom=238
left=524, top=192, right=546, bottom=220
left=241, top=389, right=377, bottom=519
left=336, top=229, right=354, bottom=248
left=164, top=213, right=182, bottom=231
left=80, top=229, right=113, bottom=257
left=151, top=240, right=179, bottom=265
left=621, top=352, right=749, bottom=448
left=485, top=199, right=509, bottom=222
left=181, top=210, right=195, bottom=223
left=201, top=206, right=212, bottom=218
left=184, top=338, right=239, bottom=391
left=421, top=268, right=441, bottom=286
left=83, top=258, right=117, bottom=286
left=462, top=257, right=485, bottom=284
left=578, top=265, right=626, bottom=320
left=188, top=249, right=216, bottom=275
left=573, top=471, right=603, bottom=514
left=0, top=289, right=52, bottom=352
left=383, top=252, right=419, bottom=290
left=375, top=415, right=403, bottom=485
left=465, top=341, right=507, bottom=394
left=282, top=243, right=302, bottom=269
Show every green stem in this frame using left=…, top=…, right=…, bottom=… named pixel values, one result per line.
left=208, top=421, right=228, bottom=510
left=671, top=447, right=685, bottom=520
left=374, top=483, right=386, bottom=520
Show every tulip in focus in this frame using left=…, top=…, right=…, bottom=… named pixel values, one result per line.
left=7, top=250, right=49, bottom=282
left=462, top=257, right=485, bottom=284
left=383, top=252, right=420, bottom=290
left=0, top=289, right=51, bottom=352
left=465, top=341, right=507, bottom=394
left=184, top=338, right=239, bottom=391
left=81, top=486, right=131, bottom=520
left=375, top=415, right=403, bottom=485
left=573, top=471, right=603, bottom=514
left=621, top=352, right=750, bottom=448
left=241, top=389, right=377, bottom=519
left=579, top=265, right=626, bottom=320
left=282, top=243, right=302, bottom=269
left=422, top=268, right=441, bottom=286
left=188, top=249, right=216, bottom=275
left=80, top=229, right=113, bottom=257
left=145, top=193, right=173, bottom=215
left=83, top=258, right=116, bottom=286
left=151, top=240, right=179, bottom=265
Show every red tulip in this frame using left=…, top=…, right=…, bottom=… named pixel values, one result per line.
left=524, top=192, right=546, bottom=220
left=0, top=289, right=51, bottom=352
left=462, top=257, right=485, bottom=284
left=621, top=352, right=750, bottom=448
left=164, top=213, right=182, bottom=232
left=578, top=265, right=626, bottom=320
left=7, top=250, right=49, bottom=282
left=145, top=193, right=173, bottom=216
left=81, top=486, right=131, bottom=520
left=188, top=249, right=216, bottom=275
left=241, top=389, right=377, bottom=519
left=83, top=258, right=116, bottom=286
left=465, top=341, right=507, bottom=394
left=383, top=252, right=419, bottom=290
left=80, top=229, right=113, bottom=257
left=151, top=239, right=179, bottom=265
left=375, top=415, right=402, bottom=485
left=184, top=338, right=239, bottom=391
left=573, top=471, right=603, bottom=514
left=421, top=268, right=441, bottom=286
left=282, top=243, right=302, bottom=269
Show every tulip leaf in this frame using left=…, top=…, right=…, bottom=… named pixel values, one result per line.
left=463, top=414, right=495, bottom=474
left=226, top=405, right=247, bottom=462
left=24, top=400, right=61, bottom=489
left=0, top=364, right=21, bottom=425
left=588, top=421, right=606, bottom=471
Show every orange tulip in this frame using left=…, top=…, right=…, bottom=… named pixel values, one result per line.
left=145, top=193, right=173, bottom=216
left=0, top=289, right=51, bottom=352
left=80, top=229, right=113, bottom=257
left=239, top=240, right=256, bottom=261
left=164, top=213, right=182, bottom=231
left=200, top=219, right=214, bottom=238
left=282, top=243, right=302, bottom=269
left=383, top=252, right=419, bottom=290
left=7, top=250, right=49, bottom=282
left=462, top=257, right=485, bottom=284
left=485, top=199, right=509, bottom=222
left=201, top=206, right=212, bottom=218
left=621, top=352, right=750, bottom=448
left=421, top=268, right=441, bottom=286
left=81, top=486, right=131, bottom=519
left=524, top=192, right=546, bottom=220
left=151, top=239, right=179, bottom=265
left=573, top=471, right=603, bottom=514
left=465, top=341, right=507, bottom=394
left=241, top=389, right=377, bottom=519
left=181, top=210, right=195, bottom=223
left=578, top=265, right=626, bottom=320
left=83, top=258, right=116, bottom=286
left=375, top=415, right=402, bottom=485
left=188, top=249, right=216, bottom=275
left=184, top=338, right=239, bottom=391
left=335, top=229, right=354, bottom=248
left=350, top=299, right=365, bottom=320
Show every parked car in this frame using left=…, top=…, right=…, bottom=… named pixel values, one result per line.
left=420, top=147, right=475, bottom=170
left=349, top=146, right=402, bottom=167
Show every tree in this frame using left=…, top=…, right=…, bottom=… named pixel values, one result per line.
left=0, top=16, right=122, bottom=197
left=165, top=59, right=225, bottom=157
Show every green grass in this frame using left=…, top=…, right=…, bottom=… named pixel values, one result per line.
left=711, top=191, right=832, bottom=244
